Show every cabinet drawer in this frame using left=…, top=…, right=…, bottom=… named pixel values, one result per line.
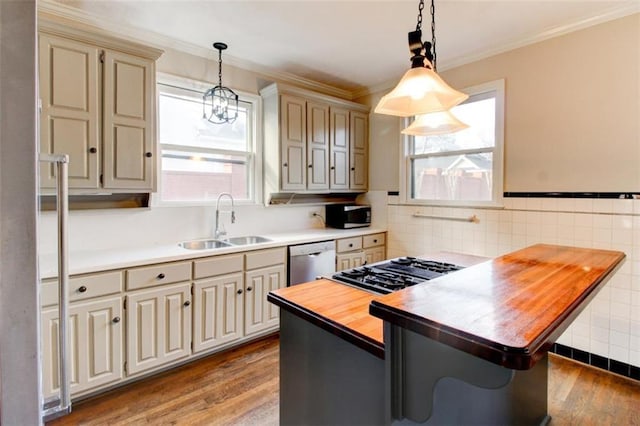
left=41, top=270, right=124, bottom=307
left=194, top=254, right=244, bottom=280
left=363, top=233, right=385, bottom=249
left=246, top=247, right=286, bottom=270
left=127, top=261, right=191, bottom=290
left=336, top=237, right=363, bottom=253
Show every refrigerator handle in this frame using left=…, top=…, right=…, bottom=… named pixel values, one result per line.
left=40, top=154, right=71, bottom=420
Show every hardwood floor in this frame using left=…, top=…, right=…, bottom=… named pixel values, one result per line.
left=48, top=334, right=639, bottom=425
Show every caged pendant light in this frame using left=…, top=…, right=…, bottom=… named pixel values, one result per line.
left=375, top=0, right=468, bottom=127
left=203, top=42, right=239, bottom=124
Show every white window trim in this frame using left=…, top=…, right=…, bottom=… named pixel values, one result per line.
left=151, top=72, right=263, bottom=207
left=399, top=79, right=505, bottom=208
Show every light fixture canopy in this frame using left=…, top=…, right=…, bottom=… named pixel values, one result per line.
left=203, top=42, right=239, bottom=124
left=401, top=110, right=469, bottom=136
left=375, top=0, right=468, bottom=117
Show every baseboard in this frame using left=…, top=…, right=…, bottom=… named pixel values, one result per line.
left=550, top=343, right=639, bottom=381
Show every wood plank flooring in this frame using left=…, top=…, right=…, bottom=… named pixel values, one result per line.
left=48, top=334, right=640, bottom=425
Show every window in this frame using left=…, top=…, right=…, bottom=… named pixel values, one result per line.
left=157, top=78, right=261, bottom=204
left=402, top=79, right=504, bottom=207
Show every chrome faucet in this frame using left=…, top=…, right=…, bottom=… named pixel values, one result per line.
left=214, top=192, right=235, bottom=239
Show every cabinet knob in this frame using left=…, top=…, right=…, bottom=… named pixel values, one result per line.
left=373, top=239, right=378, bottom=243
left=247, top=286, right=253, bottom=292
left=237, top=289, right=243, bottom=295
left=112, top=316, right=120, bottom=323
left=363, top=261, right=368, bottom=265
left=145, top=152, right=153, bottom=158
left=157, top=273, right=165, bottom=279
left=349, top=243, right=353, bottom=248
left=78, top=285, right=87, bottom=293
left=330, top=166, right=335, bottom=170
left=183, top=300, right=191, bottom=307
left=351, top=167, right=355, bottom=171
left=308, top=164, right=313, bottom=168
left=89, top=147, right=97, bottom=154
left=283, top=163, right=288, bottom=168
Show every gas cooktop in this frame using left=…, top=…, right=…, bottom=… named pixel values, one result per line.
left=332, top=257, right=464, bottom=294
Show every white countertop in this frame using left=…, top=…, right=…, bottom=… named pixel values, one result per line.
left=39, top=227, right=386, bottom=279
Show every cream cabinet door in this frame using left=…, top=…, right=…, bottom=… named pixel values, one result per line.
left=126, top=282, right=191, bottom=375
left=192, top=273, right=244, bottom=353
left=102, top=50, right=155, bottom=190
left=281, top=94, right=307, bottom=190
left=41, top=296, right=123, bottom=399
left=244, top=264, right=286, bottom=336
left=350, top=111, right=368, bottom=190
left=330, top=107, right=350, bottom=190
left=38, top=34, right=100, bottom=190
left=364, top=247, right=386, bottom=265
left=306, top=101, right=330, bottom=190
left=336, top=251, right=366, bottom=271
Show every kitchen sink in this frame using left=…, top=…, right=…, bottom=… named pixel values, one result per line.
left=223, top=236, right=272, bottom=245
left=179, top=239, right=232, bottom=250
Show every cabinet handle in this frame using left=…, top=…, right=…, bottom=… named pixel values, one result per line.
left=237, top=289, right=243, bottom=295
left=183, top=300, right=191, bottom=307
left=363, top=260, right=368, bottom=265
left=89, top=147, right=97, bottom=154
left=112, top=316, right=120, bottom=323
left=157, top=273, right=165, bottom=279
left=247, top=286, right=253, bottom=292
left=145, top=152, right=153, bottom=158
left=78, top=285, right=87, bottom=293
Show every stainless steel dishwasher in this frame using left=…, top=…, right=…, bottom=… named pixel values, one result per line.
left=288, top=240, right=336, bottom=285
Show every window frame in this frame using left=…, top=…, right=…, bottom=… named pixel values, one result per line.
left=152, top=73, right=263, bottom=207
left=399, top=79, right=505, bottom=208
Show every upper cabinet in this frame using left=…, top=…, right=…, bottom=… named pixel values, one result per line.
left=38, top=16, right=163, bottom=193
left=261, top=83, right=369, bottom=196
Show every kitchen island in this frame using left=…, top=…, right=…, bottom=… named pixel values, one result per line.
left=267, top=244, right=625, bottom=425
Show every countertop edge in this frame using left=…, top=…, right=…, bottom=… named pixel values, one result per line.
left=267, top=291, right=385, bottom=359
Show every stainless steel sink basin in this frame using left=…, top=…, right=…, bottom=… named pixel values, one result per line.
left=223, top=236, right=272, bottom=245
left=179, top=239, right=232, bottom=250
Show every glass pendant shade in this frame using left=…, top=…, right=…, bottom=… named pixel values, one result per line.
left=375, top=67, right=469, bottom=117
left=401, top=110, right=469, bottom=136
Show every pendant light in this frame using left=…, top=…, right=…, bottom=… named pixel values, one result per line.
left=202, top=42, right=239, bottom=124
left=401, top=110, right=469, bottom=136
left=375, top=0, right=468, bottom=117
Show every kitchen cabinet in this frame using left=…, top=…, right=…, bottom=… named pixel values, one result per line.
left=125, top=282, right=192, bottom=376
left=261, top=83, right=369, bottom=197
left=336, top=232, right=386, bottom=270
left=38, top=20, right=162, bottom=193
left=40, top=271, right=124, bottom=400
left=244, top=248, right=287, bottom=335
left=192, top=254, right=245, bottom=353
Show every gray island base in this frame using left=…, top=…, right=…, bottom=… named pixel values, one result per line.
left=279, top=310, right=550, bottom=426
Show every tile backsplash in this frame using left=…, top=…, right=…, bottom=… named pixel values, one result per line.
left=387, top=197, right=640, bottom=368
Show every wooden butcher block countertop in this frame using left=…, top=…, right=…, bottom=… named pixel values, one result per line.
left=370, top=244, right=625, bottom=370
left=268, top=252, right=487, bottom=359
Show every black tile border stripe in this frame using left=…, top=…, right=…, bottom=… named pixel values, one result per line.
left=550, top=343, right=639, bottom=381
left=504, top=192, right=640, bottom=199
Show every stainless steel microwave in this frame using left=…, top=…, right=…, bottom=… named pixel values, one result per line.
left=325, top=204, right=371, bottom=229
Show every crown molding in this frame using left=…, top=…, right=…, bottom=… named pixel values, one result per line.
left=37, top=0, right=355, bottom=100
left=356, top=4, right=640, bottom=99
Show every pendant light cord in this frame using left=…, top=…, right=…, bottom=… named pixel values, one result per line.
left=430, top=0, right=437, bottom=72
left=218, top=48, right=223, bottom=87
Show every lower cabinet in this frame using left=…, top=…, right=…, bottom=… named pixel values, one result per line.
left=41, top=296, right=123, bottom=400
left=193, top=272, right=244, bottom=353
left=336, top=232, right=386, bottom=270
left=125, top=282, right=192, bottom=376
left=244, top=264, right=286, bottom=335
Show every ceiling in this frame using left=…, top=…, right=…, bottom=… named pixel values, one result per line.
left=49, top=0, right=638, bottom=96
